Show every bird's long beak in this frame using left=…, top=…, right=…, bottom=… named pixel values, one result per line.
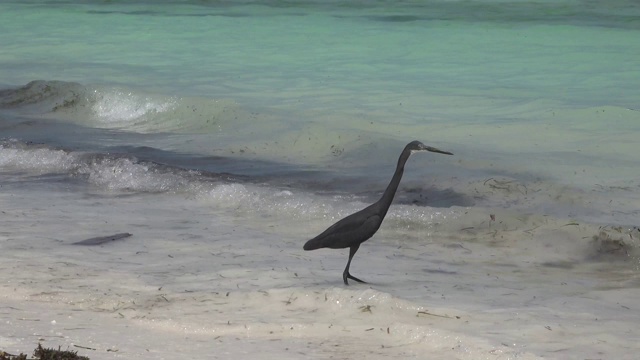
left=425, top=146, right=453, bottom=155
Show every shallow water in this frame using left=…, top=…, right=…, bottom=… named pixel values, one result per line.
left=1, top=1, right=640, bottom=359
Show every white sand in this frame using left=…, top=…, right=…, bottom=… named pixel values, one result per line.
left=1, top=3, right=639, bottom=358
left=1, top=174, right=638, bottom=359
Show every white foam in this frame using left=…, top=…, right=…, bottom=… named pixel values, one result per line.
left=90, top=88, right=177, bottom=125
left=0, top=142, right=77, bottom=173
left=76, top=156, right=194, bottom=193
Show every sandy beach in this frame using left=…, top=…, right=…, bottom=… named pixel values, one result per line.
left=2, top=1, right=640, bottom=359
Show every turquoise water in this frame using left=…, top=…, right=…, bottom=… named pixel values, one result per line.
left=1, top=1, right=640, bottom=359
left=2, top=1, right=639, bottom=106
left=2, top=0, right=639, bottom=222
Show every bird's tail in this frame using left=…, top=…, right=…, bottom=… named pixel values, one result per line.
left=303, top=237, right=324, bottom=251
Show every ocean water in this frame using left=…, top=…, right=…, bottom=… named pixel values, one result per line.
left=1, top=1, right=639, bottom=359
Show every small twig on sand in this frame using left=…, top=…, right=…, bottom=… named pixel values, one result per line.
left=417, top=311, right=460, bottom=319
left=72, top=233, right=132, bottom=245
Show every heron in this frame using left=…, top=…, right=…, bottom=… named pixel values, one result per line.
left=303, top=140, right=453, bottom=285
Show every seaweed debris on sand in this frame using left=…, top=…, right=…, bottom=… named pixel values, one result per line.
left=0, top=343, right=90, bottom=360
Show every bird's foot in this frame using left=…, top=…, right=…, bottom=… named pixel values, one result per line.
left=343, top=272, right=367, bottom=285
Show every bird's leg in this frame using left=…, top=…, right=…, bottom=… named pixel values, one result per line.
left=343, top=244, right=367, bottom=285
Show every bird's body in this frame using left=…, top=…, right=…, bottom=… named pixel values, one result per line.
left=303, top=204, right=382, bottom=250
left=303, top=140, right=453, bottom=285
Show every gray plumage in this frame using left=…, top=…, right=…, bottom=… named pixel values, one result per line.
left=304, top=140, right=453, bottom=285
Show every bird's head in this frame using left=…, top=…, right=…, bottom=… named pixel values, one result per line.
left=407, top=140, right=453, bottom=155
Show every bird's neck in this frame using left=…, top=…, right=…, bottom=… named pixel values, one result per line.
left=377, top=148, right=411, bottom=218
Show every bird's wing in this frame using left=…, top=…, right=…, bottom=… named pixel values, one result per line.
left=304, top=210, right=382, bottom=250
